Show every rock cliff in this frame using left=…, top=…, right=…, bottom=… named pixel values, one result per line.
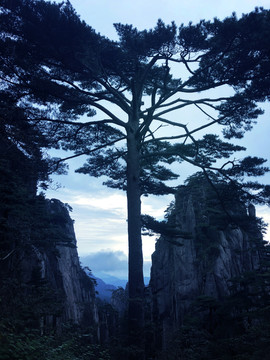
left=0, top=139, right=99, bottom=336
left=23, top=198, right=99, bottom=330
left=1, top=195, right=99, bottom=335
left=150, top=180, right=266, bottom=349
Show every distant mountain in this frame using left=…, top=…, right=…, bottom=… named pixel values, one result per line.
left=82, top=270, right=126, bottom=301
left=94, top=274, right=149, bottom=288
left=96, top=274, right=127, bottom=288
left=83, top=269, right=150, bottom=301
left=94, top=277, right=117, bottom=301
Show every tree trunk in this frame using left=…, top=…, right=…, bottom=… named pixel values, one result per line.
left=126, top=124, right=145, bottom=356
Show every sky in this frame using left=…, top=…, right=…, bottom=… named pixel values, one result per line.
left=45, top=0, right=270, bottom=279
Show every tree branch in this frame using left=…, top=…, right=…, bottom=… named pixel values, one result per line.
left=30, top=116, right=124, bottom=128
left=50, top=135, right=126, bottom=173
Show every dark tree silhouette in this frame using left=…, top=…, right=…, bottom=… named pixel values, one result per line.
left=1, top=1, right=270, bottom=353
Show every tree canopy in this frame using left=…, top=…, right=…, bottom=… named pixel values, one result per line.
left=1, top=0, right=270, bottom=354
left=1, top=1, right=269, bottom=193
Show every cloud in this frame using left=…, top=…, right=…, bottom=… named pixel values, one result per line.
left=142, top=194, right=174, bottom=219
left=80, top=249, right=152, bottom=279
left=81, top=250, right=127, bottom=272
left=80, top=250, right=128, bottom=279
left=47, top=179, right=169, bottom=259
left=73, top=193, right=126, bottom=213
left=257, top=205, right=270, bottom=241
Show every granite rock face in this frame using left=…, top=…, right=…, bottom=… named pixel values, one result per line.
left=15, top=198, right=99, bottom=333
left=45, top=198, right=98, bottom=325
left=150, top=183, right=264, bottom=348
left=0, top=134, right=102, bottom=339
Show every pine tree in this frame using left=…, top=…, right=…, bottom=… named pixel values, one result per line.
left=1, top=1, right=270, bottom=354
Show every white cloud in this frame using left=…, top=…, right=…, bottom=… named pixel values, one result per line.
left=72, top=193, right=126, bottom=213
left=47, top=181, right=171, bottom=259
left=257, top=205, right=270, bottom=242
left=80, top=249, right=152, bottom=279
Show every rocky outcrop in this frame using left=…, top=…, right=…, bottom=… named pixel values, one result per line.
left=3, top=197, right=99, bottom=334
left=48, top=199, right=98, bottom=326
left=0, top=139, right=99, bottom=335
left=40, top=198, right=98, bottom=327
left=150, top=182, right=265, bottom=348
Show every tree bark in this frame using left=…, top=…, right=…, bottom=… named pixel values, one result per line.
left=126, top=123, right=145, bottom=355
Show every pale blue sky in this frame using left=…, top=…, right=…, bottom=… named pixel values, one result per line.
left=46, top=0, right=270, bottom=278
left=66, top=0, right=270, bottom=38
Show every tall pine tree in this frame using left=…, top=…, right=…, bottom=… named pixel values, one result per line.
left=1, top=1, right=270, bottom=354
